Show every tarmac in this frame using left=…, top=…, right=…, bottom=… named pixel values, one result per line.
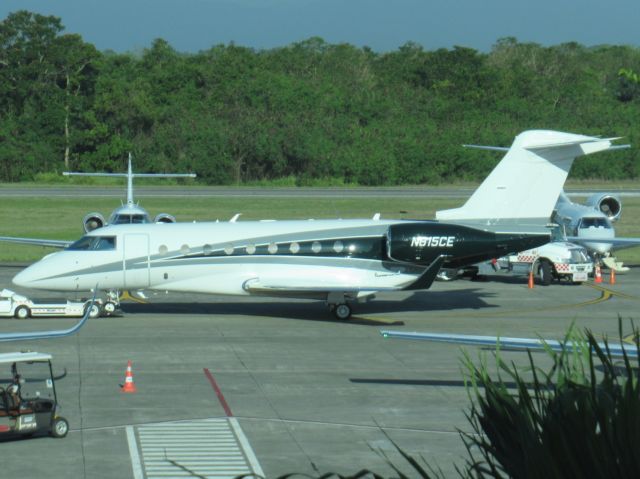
left=1, top=264, right=639, bottom=478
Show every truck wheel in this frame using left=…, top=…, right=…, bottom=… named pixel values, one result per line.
left=14, top=305, right=30, bottom=319
left=51, top=417, right=69, bottom=438
left=85, top=303, right=101, bottom=319
left=538, top=261, right=553, bottom=286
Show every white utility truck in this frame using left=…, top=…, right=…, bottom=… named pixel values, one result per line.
left=478, top=241, right=594, bottom=285
left=0, top=289, right=102, bottom=319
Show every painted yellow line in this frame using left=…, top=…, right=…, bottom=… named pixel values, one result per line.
left=584, top=283, right=640, bottom=301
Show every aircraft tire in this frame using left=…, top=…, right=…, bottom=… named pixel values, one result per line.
left=538, top=260, right=553, bottom=286
left=14, top=306, right=30, bottom=320
left=334, top=304, right=352, bottom=320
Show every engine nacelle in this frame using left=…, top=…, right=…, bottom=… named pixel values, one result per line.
left=83, top=212, right=105, bottom=233
left=154, top=213, right=176, bottom=224
left=585, top=193, right=621, bottom=222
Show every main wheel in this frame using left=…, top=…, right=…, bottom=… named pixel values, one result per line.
left=538, top=261, right=553, bottom=286
left=51, top=417, right=69, bottom=438
left=333, top=303, right=352, bottom=320
left=85, top=303, right=101, bottom=319
left=14, top=305, right=30, bottom=319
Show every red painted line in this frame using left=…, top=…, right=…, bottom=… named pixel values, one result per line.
left=203, top=368, right=233, bottom=417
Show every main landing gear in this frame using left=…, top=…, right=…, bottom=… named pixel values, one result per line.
left=329, top=303, right=352, bottom=320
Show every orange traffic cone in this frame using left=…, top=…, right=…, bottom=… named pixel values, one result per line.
left=528, top=270, right=534, bottom=289
left=594, top=265, right=602, bottom=284
left=610, top=268, right=616, bottom=285
left=121, top=360, right=137, bottom=393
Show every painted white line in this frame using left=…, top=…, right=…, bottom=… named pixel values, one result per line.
left=126, top=425, right=145, bottom=479
left=229, top=417, right=265, bottom=478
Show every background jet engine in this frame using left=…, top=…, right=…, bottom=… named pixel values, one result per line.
left=154, top=213, right=176, bottom=224
left=585, top=193, right=621, bottom=222
left=83, top=212, right=105, bottom=233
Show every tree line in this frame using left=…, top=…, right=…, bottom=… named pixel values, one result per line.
left=2, top=10, right=640, bottom=185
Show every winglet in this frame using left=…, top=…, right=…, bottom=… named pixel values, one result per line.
left=403, top=255, right=447, bottom=291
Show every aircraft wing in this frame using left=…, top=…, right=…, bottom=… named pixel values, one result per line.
left=566, top=236, right=640, bottom=251
left=379, top=330, right=638, bottom=359
left=244, top=256, right=447, bottom=295
left=0, top=236, right=72, bottom=248
left=0, top=290, right=95, bottom=342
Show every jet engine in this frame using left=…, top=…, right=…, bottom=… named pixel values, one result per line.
left=83, top=212, right=105, bottom=233
left=585, top=193, right=622, bottom=222
left=154, top=213, right=176, bottom=224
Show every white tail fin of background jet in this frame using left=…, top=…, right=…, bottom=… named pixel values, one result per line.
left=436, top=130, right=625, bottom=228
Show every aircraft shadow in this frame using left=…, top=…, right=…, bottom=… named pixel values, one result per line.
left=118, top=288, right=498, bottom=324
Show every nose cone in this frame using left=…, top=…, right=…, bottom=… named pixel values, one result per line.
left=13, top=264, right=42, bottom=289
left=12, top=252, right=71, bottom=291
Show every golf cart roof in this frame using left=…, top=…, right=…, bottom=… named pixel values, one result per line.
left=0, top=352, right=52, bottom=365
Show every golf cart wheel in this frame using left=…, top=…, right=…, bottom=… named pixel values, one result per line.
left=51, top=417, right=69, bottom=438
left=334, top=304, right=352, bottom=320
left=85, top=303, right=101, bottom=319
left=103, top=301, right=117, bottom=315
left=14, top=305, right=30, bottom=320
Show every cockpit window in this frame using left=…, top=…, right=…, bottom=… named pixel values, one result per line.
left=579, top=217, right=611, bottom=229
left=67, top=236, right=117, bottom=251
left=112, top=214, right=149, bottom=225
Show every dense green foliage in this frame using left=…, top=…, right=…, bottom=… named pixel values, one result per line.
left=2, top=10, right=640, bottom=185
left=460, top=320, right=640, bottom=479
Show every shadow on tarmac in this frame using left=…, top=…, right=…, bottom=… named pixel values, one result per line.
left=118, top=287, right=499, bottom=324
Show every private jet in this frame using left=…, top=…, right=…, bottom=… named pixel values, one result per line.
left=0, top=154, right=196, bottom=249
left=11, top=130, right=623, bottom=319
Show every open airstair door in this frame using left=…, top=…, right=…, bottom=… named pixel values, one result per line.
left=123, top=234, right=150, bottom=289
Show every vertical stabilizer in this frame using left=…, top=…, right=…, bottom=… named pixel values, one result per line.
left=436, top=130, right=621, bottom=228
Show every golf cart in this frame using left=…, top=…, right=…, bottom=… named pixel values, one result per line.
left=0, top=352, right=69, bottom=439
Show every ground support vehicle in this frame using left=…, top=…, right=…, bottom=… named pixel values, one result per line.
left=0, top=352, right=69, bottom=439
left=0, top=289, right=105, bottom=319
left=477, top=241, right=594, bottom=285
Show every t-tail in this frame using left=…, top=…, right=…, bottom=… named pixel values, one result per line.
left=436, top=130, right=627, bottom=230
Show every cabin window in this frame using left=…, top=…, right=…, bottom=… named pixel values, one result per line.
left=268, top=243, right=278, bottom=254
left=180, top=244, right=190, bottom=255
left=311, top=241, right=322, bottom=253
left=333, top=241, right=344, bottom=253
left=67, top=236, right=116, bottom=251
left=224, top=244, right=234, bottom=255
left=246, top=244, right=256, bottom=255
left=290, top=242, right=300, bottom=254
left=203, top=244, right=212, bottom=255
left=158, top=245, right=168, bottom=255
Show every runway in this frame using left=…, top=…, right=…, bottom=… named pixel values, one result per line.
left=0, top=264, right=638, bottom=478
left=2, top=185, right=640, bottom=199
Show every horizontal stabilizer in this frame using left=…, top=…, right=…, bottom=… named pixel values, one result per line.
left=379, top=330, right=638, bottom=359
left=437, top=130, right=625, bottom=227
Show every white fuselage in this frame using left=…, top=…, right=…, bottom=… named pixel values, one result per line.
left=13, top=219, right=420, bottom=296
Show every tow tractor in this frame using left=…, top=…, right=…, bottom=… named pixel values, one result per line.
left=0, top=289, right=106, bottom=319
left=0, top=352, right=69, bottom=439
